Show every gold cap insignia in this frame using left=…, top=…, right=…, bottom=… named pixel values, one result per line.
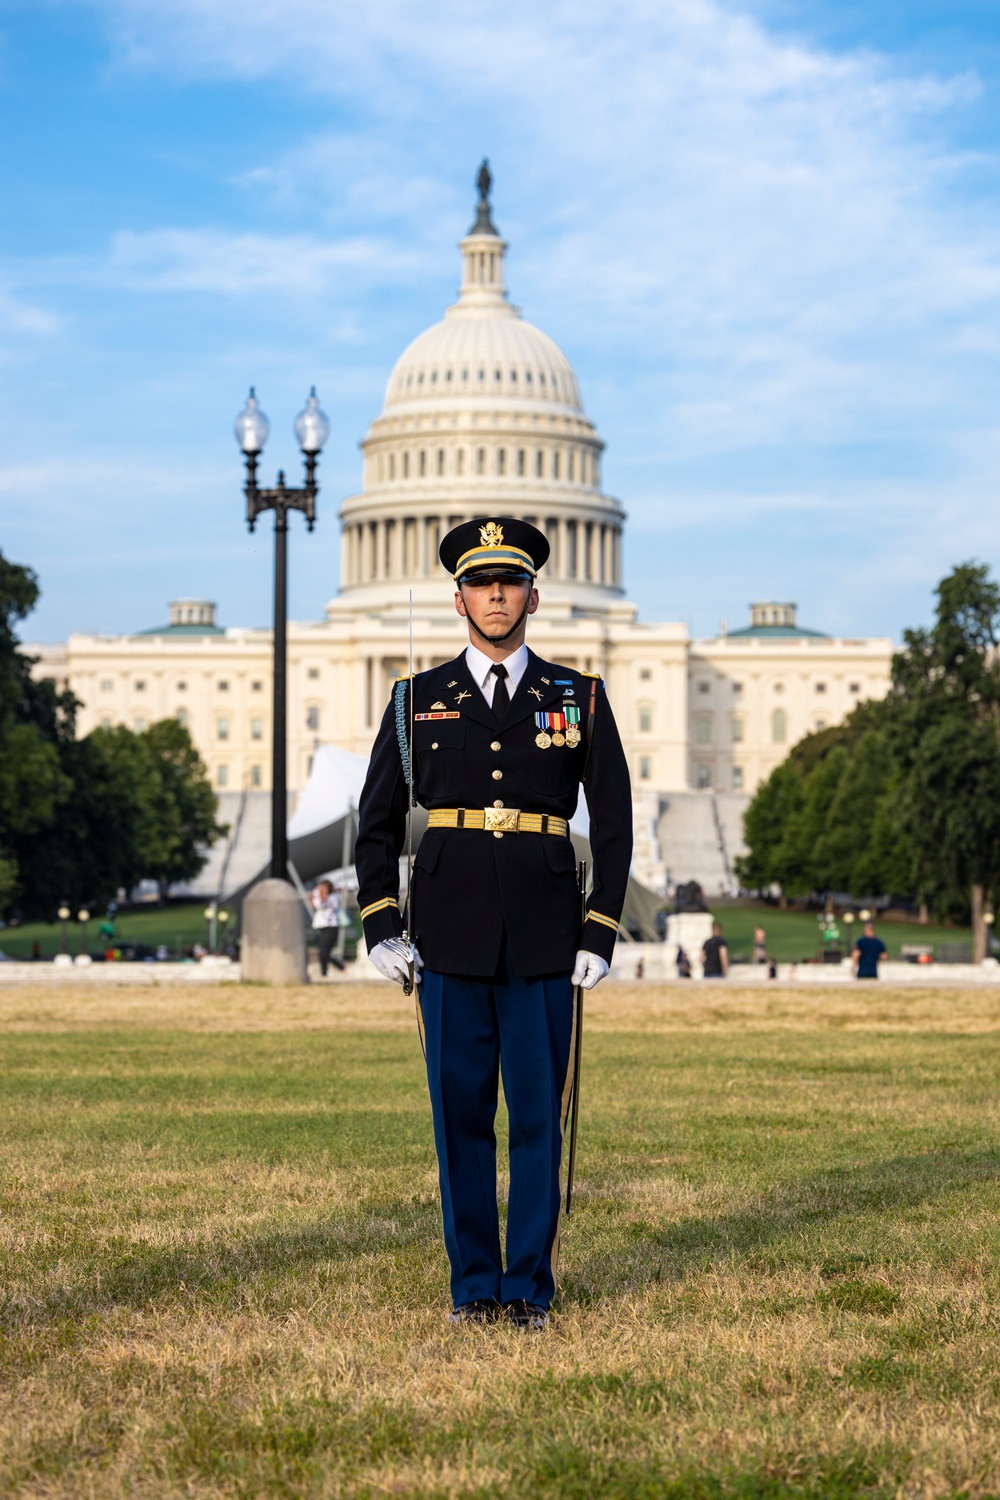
left=479, top=520, right=504, bottom=549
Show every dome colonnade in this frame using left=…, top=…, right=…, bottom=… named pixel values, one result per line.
left=336, top=170, right=625, bottom=611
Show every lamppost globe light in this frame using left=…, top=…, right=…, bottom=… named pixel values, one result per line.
left=294, top=387, right=330, bottom=454
left=58, top=905, right=70, bottom=921
left=234, top=387, right=271, bottom=455
left=203, top=906, right=215, bottom=920
left=78, top=909, right=90, bottom=923
left=219, top=909, right=231, bottom=924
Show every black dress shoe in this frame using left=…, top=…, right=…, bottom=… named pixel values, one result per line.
left=503, top=1299, right=549, bottom=1330
left=447, top=1299, right=500, bottom=1325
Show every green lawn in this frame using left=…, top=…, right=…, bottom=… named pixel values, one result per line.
left=1, top=899, right=969, bottom=967
left=0, top=904, right=361, bottom=961
left=2, top=980, right=999, bottom=1497
left=711, top=902, right=971, bottom=964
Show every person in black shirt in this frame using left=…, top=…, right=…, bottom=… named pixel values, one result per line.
left=852, top=921, right=887, bottom=979
left=701, top=921, right=729, bottom=978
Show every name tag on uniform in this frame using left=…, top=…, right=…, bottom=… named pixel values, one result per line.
left=415, top=711, right=461, bottom=721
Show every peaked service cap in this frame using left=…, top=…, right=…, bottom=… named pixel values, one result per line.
left=439, top=517, right=550, bottom=584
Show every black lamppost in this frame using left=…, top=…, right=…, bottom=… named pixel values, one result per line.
left=234, top=387, right=329, bottom=883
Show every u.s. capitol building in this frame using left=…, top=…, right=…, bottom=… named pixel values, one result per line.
left=30, top=174, right=892, bottom=890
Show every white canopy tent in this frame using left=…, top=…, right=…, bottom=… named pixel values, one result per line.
left=224, top=743, right=664, bottom=939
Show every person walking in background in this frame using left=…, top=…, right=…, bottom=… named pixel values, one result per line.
left=852, top=919, right=886, bottom=980
left=702, top=921, right=729, bottom=978
left=311, top=879, right=343, bottom=977
left=753, top=924, right=767, bottom=964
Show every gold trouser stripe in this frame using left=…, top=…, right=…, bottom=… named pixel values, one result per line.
left=550, top=984, right=580, bottom=1292
left=586, top=909, right=620, bottom=933
left=427, top=808, right=569, bottom=836
left=360, top=896, right=397, bottom=921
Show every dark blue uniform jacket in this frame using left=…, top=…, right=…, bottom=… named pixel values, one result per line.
left=355, top=648, right=633, bottom=979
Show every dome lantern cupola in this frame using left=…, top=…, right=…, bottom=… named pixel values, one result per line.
left=460, top=159, right=508, bottom=306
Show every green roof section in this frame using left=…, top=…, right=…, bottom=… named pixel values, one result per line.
left=724, top=602, right=828, bottom=639
left=135, top=622, right=226, bottom=637
left=134, top=600, right=223, bottom=637
left=726, top=623, right=829, bottom=639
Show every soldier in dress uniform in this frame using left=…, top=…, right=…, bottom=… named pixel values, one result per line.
left=355, top=516, right=632, bottom=1329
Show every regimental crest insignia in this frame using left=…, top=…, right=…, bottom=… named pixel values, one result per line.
left=479, top=520, right=504, bottom=549
left=431, top=701, right=447, bottom=710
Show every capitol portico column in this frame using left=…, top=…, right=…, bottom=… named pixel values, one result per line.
left=558, top=518, right=570, bottom=580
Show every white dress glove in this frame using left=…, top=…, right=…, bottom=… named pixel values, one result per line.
left=369, top=938, right=424, bottom=987
left=571, top=950, right=610, bottom=989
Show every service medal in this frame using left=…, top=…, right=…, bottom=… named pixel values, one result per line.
left=565, top=726, right=581, bottom=747
left=551, top=731, right=566, bottom=747
left=535, top=731, right=552, bottom=749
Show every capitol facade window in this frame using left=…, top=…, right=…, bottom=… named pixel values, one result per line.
left=251, top=717, right=263, bottom=741
left=696, top=714, right=712, bottom=745
left=100, top=678, right=113, bottom=692
left=134, top=716, right=146, bottom=732
left=639, top=705, right=652, bottom=733
left=517, top=449, right=525, bottom=475
left=135, top=679, right=146, bottom=692
left=457, top=448, right=465, bottom=475
left=477, top=448, right=486, bottom=475
left=251, top=765, right=262, bottom=788
left=306, top=705, right=320, bottom=731
left=772, top=708, right=786, bottom=742
left=497, top=448, right=506, bottom=475
left=732, top=767, right=744, bottom=790
left=639, top=757, right=651, bottom=781
left=175, top=708, right=188, bottom=729
left=437, top=449, right=445, bottom=476
left=536, top=450, right=543, bottom=477
left=731, top=716, right=744, bottom=742
left=697, top=763, right=711, bottom=789
left=217, top=765, right=228, bottom=788
left=217, top=717, right=229, bottom=741
left=251, top=680, right=263, bottom=692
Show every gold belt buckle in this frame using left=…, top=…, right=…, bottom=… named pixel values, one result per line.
left=484, top=806, right=520, bottom=833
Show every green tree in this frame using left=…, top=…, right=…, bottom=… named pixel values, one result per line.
left=0, top=550, right=226, bottom=918
left=738, top=561, right=1000, bottom=954
left=129, top=719, right=226, bottom=895
left=0, top=554, right=75, bottom=911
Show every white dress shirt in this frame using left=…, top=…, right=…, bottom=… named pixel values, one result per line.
left=465, top=641, right=529, bottom=708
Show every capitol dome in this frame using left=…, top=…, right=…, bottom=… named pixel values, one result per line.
left=335, top=165, right=626, bottom=614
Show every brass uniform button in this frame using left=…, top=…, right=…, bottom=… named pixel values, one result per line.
left=431, top=742, right=439, bottom=750
left=494, top=799, right=504, bottom=807
left=491, top=740, right=501, bottom=752
left=494, top=831, right=504, bottom=838
left=492, top=769, right=502, bottom=780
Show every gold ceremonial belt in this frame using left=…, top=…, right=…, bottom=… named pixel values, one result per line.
left=427, top=807, right=570, bottom=837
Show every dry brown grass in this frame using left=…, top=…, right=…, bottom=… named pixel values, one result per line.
left=2, top=981, right=1000, bottom=1498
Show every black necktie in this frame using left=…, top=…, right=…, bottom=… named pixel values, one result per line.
left=491, top=663, right=510, bottom=722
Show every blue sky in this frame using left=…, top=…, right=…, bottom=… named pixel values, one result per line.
left=3, top=0, right=1000, bottom=644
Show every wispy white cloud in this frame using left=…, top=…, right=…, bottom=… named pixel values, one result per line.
left=104, top=227, right=419, bottom=296
left=9, top=0, right=1000, bottom=639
